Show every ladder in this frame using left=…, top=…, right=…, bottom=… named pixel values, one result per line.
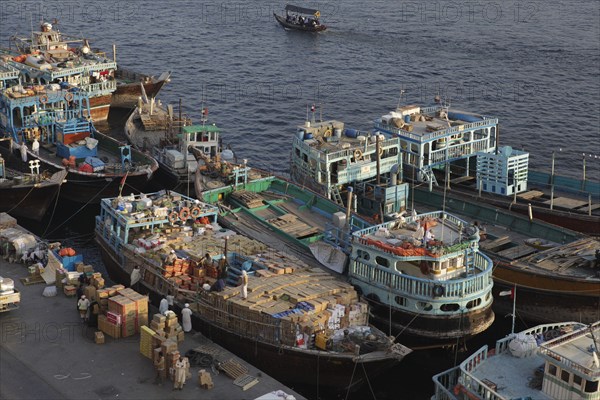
left=330, top=186, right=344, bottom=206
left=420, top=165, right=439, bottom=186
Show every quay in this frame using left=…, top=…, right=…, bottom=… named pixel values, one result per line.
left=0, top=258, right=305, bottom=400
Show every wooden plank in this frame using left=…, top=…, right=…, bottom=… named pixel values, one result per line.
left=233, top=374, right=259, bottom=391
left=480, top=236, right=511, bottom=251
left=495, top=244, right=537, bottom=260
left=542, top=197, right=588, bottom=209
left=517, top=190, right=544, bottom=200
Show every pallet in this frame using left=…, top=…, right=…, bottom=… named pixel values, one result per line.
left=233, top=374, right=259, bottom=391
left=19, top=275, right=45, bottom=286
left=218, top=359, right=248, bottom=379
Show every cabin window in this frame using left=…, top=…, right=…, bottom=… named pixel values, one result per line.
left=375, top=256, right=389, bottom=268
left=561, top=370, right=570, bottom=383
left=395, top=296, right=407, bottom=307
left=303, top=153, right=308, bottom=163
left=466, top=298, right=481, bottom=309
left=440, top=303, right=459, bottom=312
left=295, top=148, right=300, bottom=157
left=573, top=375, right=582, bottom=387
left=585, top=379, right=599, bottom=393
left=547, top=364, right=557, bottom=376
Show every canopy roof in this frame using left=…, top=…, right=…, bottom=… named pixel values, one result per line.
left=285, top=5, right=320, bottom=15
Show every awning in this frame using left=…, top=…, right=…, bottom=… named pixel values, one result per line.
left=285, top=5, right=320, bottom=15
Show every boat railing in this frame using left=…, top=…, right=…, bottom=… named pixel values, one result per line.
left=80, top=80, right=117, bottom=95
left=495, top=321, right=585, bottom=355
left=373, top=118, right=498, bottom=143
left=539, top=321, right=600, bottom=378
left=350, top=255, right=492, bottom=300
left=22, top=110, right=84, bottom=127
left=335, top=157, right=399, bottom=182
left=428, top=138, right=491, bottom=165
left=455, top=345, right=506, bottom=400
left=44, top=61, right=117, bottom=80
left=431, top=366, right=461, bottom=400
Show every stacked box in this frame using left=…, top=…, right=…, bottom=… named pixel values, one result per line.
left=96, top=288, right=110, bottom=299
left=108, top=295, right=137, bottom=337
left=98, top=315, right=121, bottom=338
left=95, top=331, right=105, bottom=344
left=93, top=277, right=105, bottom=289
left=84, top=285, right=96, bottom=301
left=55, top=269, right=66, bottom=288
left=83, top=265, right=94, bottom=274
left=167, top=350, right=180, bottom=381
left=139, top=326, right=155, bottom=359
left=63, top=285, right=76, bottom=297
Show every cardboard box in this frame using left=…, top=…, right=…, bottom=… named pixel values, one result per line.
left=93, top=278, right=105, bottom=289
left=83, top=265, right=94, bottom=273
left=152, top=313, right=166, bottom=324
left=98, top=315, right=121, bottom=339
left=84, top=285, right=96, bottom=301
left=177, top=331, right=185, bottom=343
left=95, top=331, right=105, bottom=344
left=165, top=317, right=178, bottom=328
left=63, top=285, right=76, bottom=297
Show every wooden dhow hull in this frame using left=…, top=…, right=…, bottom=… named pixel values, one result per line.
left=95, top=234, right=406, bottom=396
left=0, top=132, right=158, bottom=205
left=492, top=261, right=600, bottom=324
left=0, top=171, right=66, bottom=221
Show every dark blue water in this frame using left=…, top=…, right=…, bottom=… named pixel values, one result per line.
left=2, top=1, right=599, bottom=398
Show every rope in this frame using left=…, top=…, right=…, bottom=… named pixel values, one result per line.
left=393, top=312, right=420, bottom=342
left=42, top=181, right=61, bottom=238
left=361, top=359, right=377, bottom=400
left=43, top=178, right=113, bottom=239
left=5, top=185, right=36, bottom=214
left=343, top=356, right=359, bottom=400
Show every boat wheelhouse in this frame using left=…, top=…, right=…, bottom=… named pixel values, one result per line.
left=0, top=84, right=157, bottom=204
left=290, top=119, right=409, bottom=218
left=432, top=321, right=599, bottom=400
left=375, top=103, right=499, bottom=187
left=349, top=211, right=495, bottom=340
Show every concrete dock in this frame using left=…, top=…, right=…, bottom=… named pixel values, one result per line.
left=0, top=259, right=305, bottom=400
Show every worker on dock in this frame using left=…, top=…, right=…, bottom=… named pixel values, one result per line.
left=181, top=303, right=192, bottom=332
left=159, top=296, right=169, bottom=315
left=173, top=355, right=187, bottom=390
left=130, top=265, right=141, bottom=291
left=154, top=351, right=166, bottom=385
left=241, top=270, right=248, bottom=300
left=77, top=295, right=90, bottom=322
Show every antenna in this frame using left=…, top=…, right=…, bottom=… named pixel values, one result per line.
left=319, top=103, right=323, bottom=122
left=396, top=89, right=405, bottom=109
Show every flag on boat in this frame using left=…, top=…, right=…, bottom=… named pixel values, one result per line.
left=311, top=104, right=316, bottom=112
left=499, top=288, right=515, bottom=299
left=202, top=108, right=208, bottom=115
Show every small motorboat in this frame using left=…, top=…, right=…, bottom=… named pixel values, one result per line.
left=274, top=5, right=327, bottom=32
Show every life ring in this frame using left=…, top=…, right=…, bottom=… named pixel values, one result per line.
left=432, top=285, right=445, bottom=297
left=378, top=146, right=384, bottom=156
left=64, top=92, right=74, bottom=102
left=39, top=95, right=48, bottom=104
left=190, top=206, right=201, bottom=218
left=323, top=128, right=332, bottom=137
left=353, top=149, right=363, bottom=161
left=179, top=207, right=190, bottom=220
left=168, top=211, right=179, bottom=224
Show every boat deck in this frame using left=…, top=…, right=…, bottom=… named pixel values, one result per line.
left=470, top=352, right=550, bottom=399
left=415, top=202, right=600, bottom=279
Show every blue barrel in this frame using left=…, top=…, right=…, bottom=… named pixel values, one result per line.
left=404, top=115, right=411, bottom=123
left=447, top=112, right=482, bottom=122
left=304, top=132, right=313, bottom=140
left=344, top=128, right=358, bottom=138
left=296, top=130, right=305, bottom=140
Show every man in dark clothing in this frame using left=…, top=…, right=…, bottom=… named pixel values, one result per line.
left=87, top=300, right=100, bottom=328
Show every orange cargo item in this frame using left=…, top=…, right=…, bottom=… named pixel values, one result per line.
left=78, top=163, right=93, bottom=173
